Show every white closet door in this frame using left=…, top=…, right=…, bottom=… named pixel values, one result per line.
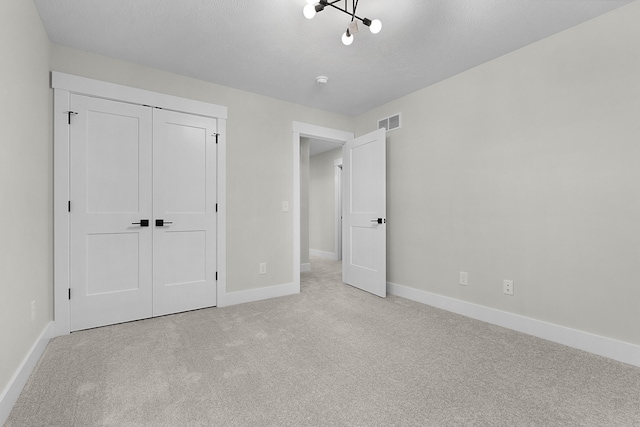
left=70, top=95, right=153, bottom=331
left=152, top=109, right=218, bottom=316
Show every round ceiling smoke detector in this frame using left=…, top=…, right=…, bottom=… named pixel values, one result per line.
left=316, top=76, right=329, bottom=86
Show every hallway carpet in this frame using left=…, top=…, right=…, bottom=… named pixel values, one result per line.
left=6, top=258, right=640, bottom=426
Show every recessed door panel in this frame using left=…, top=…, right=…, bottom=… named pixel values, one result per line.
left=86, top=233, right=140, bottom=295
left=350, top=226, right=377, bottom=271
left=162, top=230, right=206, bottom=286
left=86, top=112, right=140, bottom=213
left=350, top=141, right=377, bottom=213
left=163, top=125, right=207, bottom=214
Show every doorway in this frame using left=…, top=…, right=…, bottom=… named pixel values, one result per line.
left=292, top=122, right=354, bottom=291
left=304, top=138, right=344, bottom=265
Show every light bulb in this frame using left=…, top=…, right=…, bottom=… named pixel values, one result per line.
left=303, top=3, right=316, bottom=19
left=341, top=31, right=353, bottom=46
left=369, top=19, right=382, bottom=34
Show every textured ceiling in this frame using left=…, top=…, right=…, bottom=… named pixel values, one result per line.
left=34, top=0, right=631, bottom=116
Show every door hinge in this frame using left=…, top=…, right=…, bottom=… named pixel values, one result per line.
left=215, top=272, right=218, bottom=281
left=215, top=203, right=218, bottom=212
left=68, top=201, right=71, bottom=212
left=68, top=288, right=71, bottom=300
left=65, top=111, right=78, bottom=125
left=214, top=133, right=219, bottom=144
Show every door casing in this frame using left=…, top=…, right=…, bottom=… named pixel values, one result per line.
left=292, top=122, right=354, bottom=289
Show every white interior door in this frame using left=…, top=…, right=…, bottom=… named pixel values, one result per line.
left=152, top=109, right=217, bottom=316
left=70, top=95, right=153, bottom=331
left=342, top=128, right=387, bottom=297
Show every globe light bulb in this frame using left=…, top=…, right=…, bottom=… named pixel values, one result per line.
left=369, top=19, right=382, bottom=34
left=341, top=31, right=354, bottom=46
left=303, top=3, right=316, bottom=19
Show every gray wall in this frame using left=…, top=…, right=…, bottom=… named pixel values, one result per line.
left=355, top=1, right=640, bottom=345
left=0, top=0, right=52, bottom=400
left=309, top=148, right=343, bottom=255
left=49, top=44, right=354, bottom=293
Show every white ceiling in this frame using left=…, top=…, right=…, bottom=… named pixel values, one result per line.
left=34, top=0, right=631, bottom=117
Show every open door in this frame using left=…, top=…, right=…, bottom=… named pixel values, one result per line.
left=342, top=128, right=386, bottom=297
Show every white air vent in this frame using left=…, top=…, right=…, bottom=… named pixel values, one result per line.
left=378, top=113, right=402, bottom=132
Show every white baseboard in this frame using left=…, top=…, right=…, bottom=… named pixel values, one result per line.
left=309, top=249, right=337, bottom=260
left=218, top=282, right=298, bottom=307
left=387, top=282, right=640, bottom=368
left=0, top=321, right=54, bottom=426
left=301, top=263, right=311, bottom=272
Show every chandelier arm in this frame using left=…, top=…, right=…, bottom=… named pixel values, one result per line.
left=320, top=0, right=369, bottom=25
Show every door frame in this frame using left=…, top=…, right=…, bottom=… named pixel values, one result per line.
left=292, top=122, right=353, bottom=290
left=53, top=72, right=228, bottom=336
left=334, top=159, right=343, bottom=261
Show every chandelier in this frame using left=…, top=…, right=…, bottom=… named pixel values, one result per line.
left=303, top=0, right=382, bottom=46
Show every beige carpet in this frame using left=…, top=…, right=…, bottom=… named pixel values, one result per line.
left=6, top=257, right=640, bottom=426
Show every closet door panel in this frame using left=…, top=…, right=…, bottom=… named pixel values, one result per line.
left=153, top=109, right=217, bottom=316
left=163, top=125, right=207, bottom=214
left=69, top=95, right=153, bottom=331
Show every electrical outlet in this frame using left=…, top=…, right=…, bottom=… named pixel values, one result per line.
left=259, top=263, right=267, bottom=275
left=31, top=300, right=36, bottom=322
left=459, top=271, right=468, bottom=286
left=503, top=280, right=514, bottom=296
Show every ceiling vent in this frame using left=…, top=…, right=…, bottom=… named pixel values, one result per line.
left=378, top=113, right=402, bottom=132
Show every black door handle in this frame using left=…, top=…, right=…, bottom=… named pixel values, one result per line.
left=132, top=219, right=149, bottom=227
left=155, top=219, right=173, bottom=227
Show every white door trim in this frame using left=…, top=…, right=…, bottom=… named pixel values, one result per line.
left=51, top=73, right=227, bottom=119
left=334, top=159, right=343, bottom=261
left=292, top=122, right=353, bottom=290
left=53, top=72, right=228, bottom=335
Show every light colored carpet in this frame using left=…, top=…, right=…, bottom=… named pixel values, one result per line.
left=6, top=257, right=640, bottom=426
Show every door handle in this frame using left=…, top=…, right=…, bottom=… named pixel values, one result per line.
left=370, top=218, right=385, bottom=224
left=132, top=219, right=149, bottom=227
left=155, top=219, right=173, bottom=227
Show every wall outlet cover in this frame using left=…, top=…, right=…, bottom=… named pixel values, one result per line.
left=503, top=280, right=514, bottom=296
left=459, top=271, right=468, bottom=286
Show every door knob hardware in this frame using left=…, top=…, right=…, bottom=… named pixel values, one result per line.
left=131, top=219, right=149, bottom=227
left=155, top=219, right=174, bottom=227
left=370, top=218, right=385, bottom=224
